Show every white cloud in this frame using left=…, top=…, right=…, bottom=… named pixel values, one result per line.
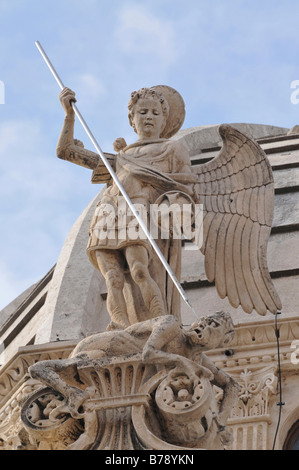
left=78, top=74, right=106, bottom=97
left=71, top=73, right=107, bottom=111
left=116, top=5, right=178, bottom=69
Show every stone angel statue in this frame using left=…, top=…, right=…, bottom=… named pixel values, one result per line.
left=56, top=84, right=281, bottom=327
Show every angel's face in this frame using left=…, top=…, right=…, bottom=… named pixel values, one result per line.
left=132, top=98, right=166, bottom=140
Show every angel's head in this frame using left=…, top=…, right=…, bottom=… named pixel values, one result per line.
left=187, top=311, right=235, bottom=350
left=128, top=87, right=170, bottom=140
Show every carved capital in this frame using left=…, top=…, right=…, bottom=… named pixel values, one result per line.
left=229, top=367, right=277, bottom=420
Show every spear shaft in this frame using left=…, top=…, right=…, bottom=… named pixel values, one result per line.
left=35, top=41, right=199, bottom=320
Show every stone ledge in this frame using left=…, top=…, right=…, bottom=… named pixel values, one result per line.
left=0, top=340, right=77, bottom=410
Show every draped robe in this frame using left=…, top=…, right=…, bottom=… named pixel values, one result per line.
left=87, top=138, right=197, bottom=323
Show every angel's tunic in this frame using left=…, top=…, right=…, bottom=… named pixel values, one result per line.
left=87, top=138, right=197, bottom=321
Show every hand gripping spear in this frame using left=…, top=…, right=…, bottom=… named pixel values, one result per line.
left=35, top=41, right=199, bottom=321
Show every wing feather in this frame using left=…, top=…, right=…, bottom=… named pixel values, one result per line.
left=205, top=212, right=223, bottom=282
left=233, top=216, right=254, bottom=313
left=242, top=167, right=252, bottom=189
left=241, top=218, right=267, bottom=315
left=257, top=186, right=266, bottom=225
left=215, top=214, right=233, bottom=299
left=259, top=225, right=282, bottom=311
left=201, top=211, right=217, bottom=255
left=195, top=124, right=282, bottom=315
left=235, top=189, right=245, bottom=216
left=249, top=222, right=277, bottom=313
left=249, top=186, right=259, bottom=222
left=242, top=187, right=252, bottom=218
left=224, top=214, right=240, bottom=308
left=217, top=193, right=225, bottom=213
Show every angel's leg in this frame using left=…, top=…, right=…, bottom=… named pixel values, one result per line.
left=95, top=249, right=129, bottom=329
left=125, top=245, right=166, bottom=318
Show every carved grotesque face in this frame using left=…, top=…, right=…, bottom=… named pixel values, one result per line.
left=131, top=97, right=167, bottom=140
left=188, top=313, right=234, bottom=349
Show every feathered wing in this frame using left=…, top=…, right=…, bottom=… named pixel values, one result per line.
left=195, top=124, right=282, bottom=315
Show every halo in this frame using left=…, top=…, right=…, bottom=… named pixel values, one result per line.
left=150, top=85, right=185, bottom=139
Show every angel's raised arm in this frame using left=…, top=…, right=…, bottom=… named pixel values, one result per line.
left=56, top=88, right=115, bottom=182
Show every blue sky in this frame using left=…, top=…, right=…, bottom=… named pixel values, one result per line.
left=1, top=0, right=299, bottom=309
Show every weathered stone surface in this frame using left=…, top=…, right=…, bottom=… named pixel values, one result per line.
left=180, top=274, right=299, bottom=325
left=268, top=148, right=299, bottom=168
left=273, top=192, right=299, bottom=227
left=273, top=167, right=299, bottom=191
left=182, top=229, right=299, bottom=281
left=1, top=74, right=296, bottom=451
left=21, top=313, right=238, bottom=450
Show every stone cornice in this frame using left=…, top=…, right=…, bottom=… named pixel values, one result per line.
left=207, top=316, right=299, bottom=373
left=0, top=340, right=76, bottom=410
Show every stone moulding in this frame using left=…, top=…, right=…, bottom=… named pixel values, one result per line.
left=0, top=341, right=76, bottom=410
left=1, top=316, right=296, bottom=407
left=207, top=317, right=299, bottom=373
left=1, top=316, right=299, bottom=450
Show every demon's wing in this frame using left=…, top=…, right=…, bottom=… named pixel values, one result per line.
left=195, top=124, right=282, bottom=315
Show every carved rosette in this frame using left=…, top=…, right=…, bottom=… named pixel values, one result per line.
left=21, top=388, right=84, bottom=450
left=20, top=354, right=228, bottom=450
left=154, top=373, right=216, bottom=445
